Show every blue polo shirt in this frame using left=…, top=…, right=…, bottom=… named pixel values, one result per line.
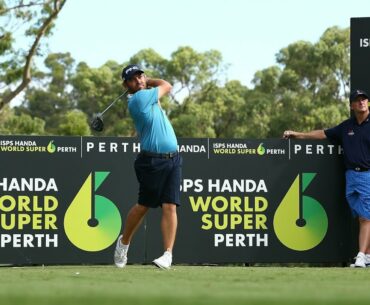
left=128, top=87, right=178, bottom=153
left=324, top=115, right=370, bottom=169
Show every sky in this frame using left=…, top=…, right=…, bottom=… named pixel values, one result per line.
left=42, top=0, right=370, bottom=87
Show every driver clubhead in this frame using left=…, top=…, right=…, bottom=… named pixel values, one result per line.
left=91, top=115, right=104, bottom=132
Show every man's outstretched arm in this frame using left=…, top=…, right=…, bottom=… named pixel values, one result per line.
left=283, top=130, right=327, bottom=139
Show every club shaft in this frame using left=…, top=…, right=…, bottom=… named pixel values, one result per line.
left=100, top=90, right=128, bottom=116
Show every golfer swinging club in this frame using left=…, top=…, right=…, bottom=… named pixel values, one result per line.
left=114, top=64, right=182, bottom=270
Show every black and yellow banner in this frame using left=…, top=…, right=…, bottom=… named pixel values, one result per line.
left=0, top=136, right=354, bottom=265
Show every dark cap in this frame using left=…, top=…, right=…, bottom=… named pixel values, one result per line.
left=121, top=64, right=144, bottom=81
left=350, top=89, right=369, bottom=102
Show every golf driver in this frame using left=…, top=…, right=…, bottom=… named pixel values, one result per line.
left=90, top=90, right=128, bottom=132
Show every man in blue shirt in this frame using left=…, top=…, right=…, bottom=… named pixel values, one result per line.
left=283, top=89, right=370, bottom=268
left=114, top=64, right=182, bottom=270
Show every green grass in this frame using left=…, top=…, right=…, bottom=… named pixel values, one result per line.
left=0, top=265, right=369, bottom=305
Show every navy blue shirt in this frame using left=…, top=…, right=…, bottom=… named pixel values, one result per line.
left=324, top=115, right=370, bottom=169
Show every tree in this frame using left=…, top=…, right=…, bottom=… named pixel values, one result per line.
left=127, top=46, right=225, bottom=105
left=0, top=0, right=67, bottom=109
left=16, top=52, right=75, bottom=134
left=70, top=60, right=136, bottom=137
left=171, top=100, right=216, bottom=138
left=3, top=26, right=351, bottom=138
left=251, top=26, right=350, bottom=137
left=167, top=47, right=224, bottom=102
left=58, top=110, right=90, bottom=136
left=0, top=105, right=45, bottom=134
left=128, top=48, right=168, bottom=80
left=171, top=81, right=250, bottom=138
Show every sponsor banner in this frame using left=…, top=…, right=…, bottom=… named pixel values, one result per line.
left=147, top=139, right=352, bottom=263
left=351, top=17, right=370, bottom=94
left=0, top=136, right=353, bottom=264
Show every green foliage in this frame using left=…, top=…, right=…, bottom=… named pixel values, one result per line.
left=128, top=48, right=168, bottom=79
left=70, top=60, right=135, bottom=137
left=0, top=106, right=45, bottom=135
left=171, top=100, right=216, bottom=138
left=0, top=25, right=351, bottom=139
left=58, top=110, right=91, bottom=136
left=167, top=46, right=223, bottom=97
left=16, top=52, right=75, bottom=133
left=252, top=26, right=350, bottom=136
left=0, top=0, right=67, bottom=107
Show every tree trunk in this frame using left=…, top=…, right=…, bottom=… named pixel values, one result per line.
left=0, top=0, right=67, bottom=110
